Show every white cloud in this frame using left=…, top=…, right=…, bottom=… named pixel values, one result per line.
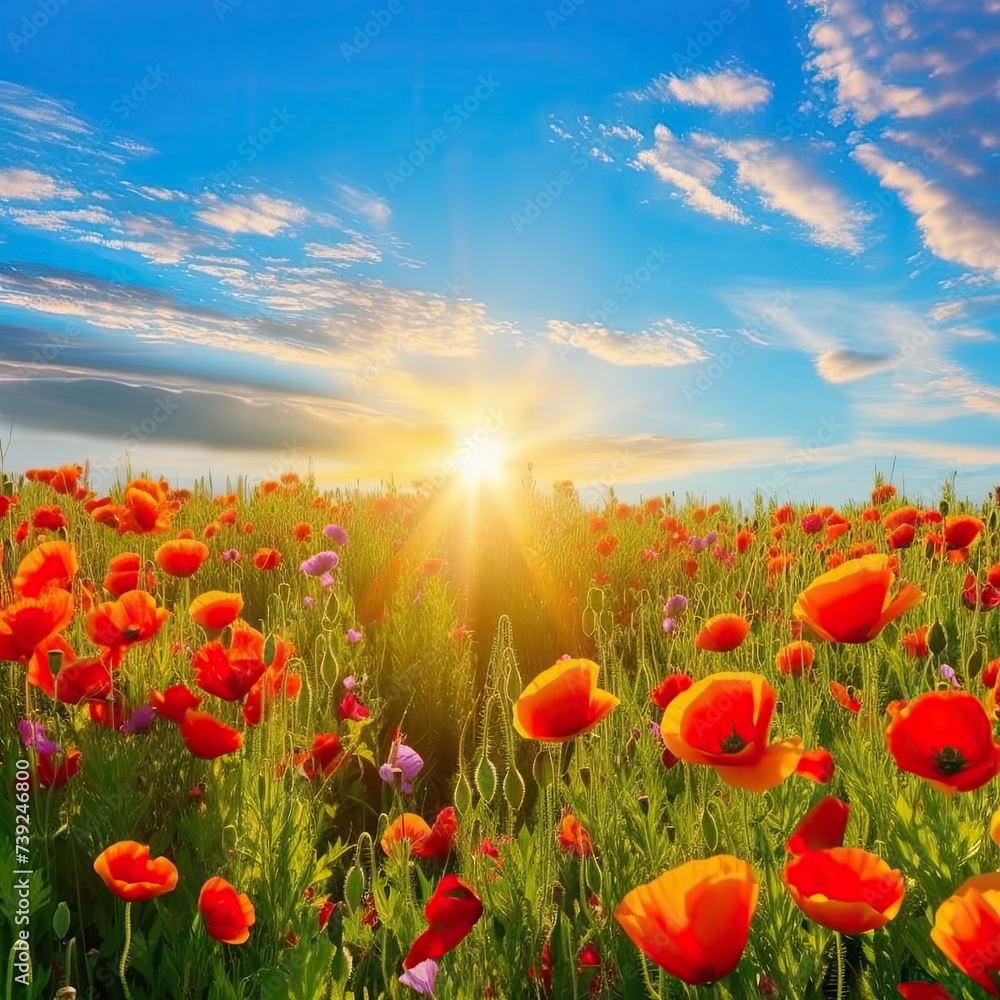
left=305, top=234, right=382, bottom=264
left=196, top=193, right=308, bottom=236
left=337, top=183, right=391, bottom=227
left=631, top=69, right=773, bottom=111
left=815, top=349, right=895, bottom=382
left=5, top=206, right=112, bottom=231
left=635, top=125, right=745, bottom=223
left=0, top=168, right=78, bottom=201
left=546, top=318, right=712, bottom=367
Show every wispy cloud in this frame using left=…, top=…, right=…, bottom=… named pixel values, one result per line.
left=196, top=193, right=309, bottom=236
left=337, top=182, right=391, bottom=227
left=547, top=318, right=712, bottom=367
left=0, top=168, right=79, bottom=201
left=630, top=68, right=773, bottom=111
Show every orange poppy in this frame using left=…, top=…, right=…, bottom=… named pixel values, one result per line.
left=883, top=506, right=919, bottom=531
left=660, top=671, right=803, bottom=791
left=885, top=690, right=1000, bottom=794
left=871, top=484, right=897, bottom=504
left=12, top=541, right=78, bottom=598
left=695, top=614, right=750, bottom=652
left=381, top=813, right=433, bottom=855
left=512, top=657, right=619, bottom=742
left=102, top=552, right=155, bottom=597
left=411, top=806, right=459, bottom=860
left=783, top=847, right=904, bottom=933
left=179, top=709, right=243, bottom=759
left=149, top=683, right=202, bottom=723
left=198, top=877, right=255, bottom=945
left=27, top=635, right=114, bottom=703
left=86, top=591, right=169, bottom=649
left=595, top=535, right=619, bottom=557
left=252, top=547, right=282, bottom=571
left=557, top=811, right=594, bottom=858
left=291, top=521, right=312, bottom=542
left=155, top=539, right=209, bottom=578
left=887, top=524, right=916, bottom=550
left=900, top=626, right=930, bottom=659
left=795, top=748, right=835, bottom=784
left=0, top=590, right=75, bottom=663
left=944, top=515, right=983, bottom=550
left=615, top=856, right=758, bottom=985
left=931, top=873, right=1000, bottom=995
left=189, top=591, right=244, bottom=630
left=829, top=681, right=861, bottom=713
left=775, top=640, right=814, bottom=676
left=48, top=464, right=82, bottom=495
left=793, top=554, right=923, bottom=643
left=786, top=796, right=850, bottom=856
left=242, top=660, right=301, bottom=726
left=93, top=841, right=178, bottom=902
left=191, top=621, right=284, bottom=700
left=116, top=478, right=175, bottom=535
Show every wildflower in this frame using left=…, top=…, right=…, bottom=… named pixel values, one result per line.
left=381, top=814, right=432, bottom=855
left=786, top=796, right=850, bottom=856
left=615, top=856, right=757, bottom=985
left=32, top=505, right=68, bottom=532
left=36, top=747, right=82, bottom=789
left=253, top=547, right=282, bottom=571
left=155, top=539, right=210, bottom=578
left=660, top=671, right=803, bottom=791
left=901, top=626, right=930, bottom=659
left=944, top=515, right=983, bottom=550
left=0, top=591, right=75, bottom=663
left=294, top=732, right=345, bottom=781
left=399, top=959, right=438, bottom=995
left=18, top=719, right=61, bottom=756
left=775, top=641, right=814, bottom=676
left=291, top=522, right=313, bottom=543
left=103, top=552, right=155, bottom=597
left=512, top=658, right=619, bottom=742
left=13, top=541, right=78, bottom=598
left=179, top=709, right=243, bottom=759
left=338, top=691, right=370, bottom=722
left=189, top=591, right=244, bottom=630
left=93, top=841, right=178, bottom=901
left=220, top=548, right=241, bottom=562
left=871, top=483, right=897, bottom=504
left=198, top=877, right=255, bottom=944
left=829, top=681, right=861, bottom=712
left=650, top=672, right=693, bottom=710
left=121, top=705, right=157, bottom=735
left=963, top=572, right=1000, bottom=611
left=887, top=524, right=916, bottom=550
left=380, top=733, right=424, bottom=793
left=323, top=524, right=349, bottom=544
left=795, top=748, right=836, bottom=784
left=940, top=664, right=961, bottom=689
left=347, top=628, right=362, bottom=644
left=557, top=811, right=594, bottom=858
left=411, top=807, right=459, bottom=859
left=793, top=554, right=923, bottom=643
left=931, top=873, right=1000, bottom=994
left=403, top=875, right=483, bottom=970
left=886, top=690, right=1000, bottom=793
left=801, top=512, right=824, bottom=534
left=302, top=596, right=315, bottom=609
left=300, top=551, right=339, bottom=578
left=149, top=684, right=202, bottom=724
left=663, top=594, right=688, bottom=618
left=695, top=614, right=750, bottom=652
left=86, top=591, right=169, bottom=649
left=662, top=617, right=677, bottom=635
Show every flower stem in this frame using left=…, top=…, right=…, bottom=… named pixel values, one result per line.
left=835, top=931, right=845, bottom=1000
left=119, top=901, right=133, bottom=1000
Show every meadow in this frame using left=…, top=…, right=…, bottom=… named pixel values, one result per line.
left=3, top=462, right=1000, bottom=1000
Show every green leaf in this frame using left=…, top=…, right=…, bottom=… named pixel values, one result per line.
left=503, top=764, right=525, bottom=811
left=475, top=755, right=497, bottom=803
left=701, top=803, right=719, bottom=852
left=345, top=865, right=365, bottom=911
left=532, top=749, right=553, bottom=789
left=454, top=770, right=473, bottom=814
left=968, top=645, right=986, bottom=678
left=928, top=621, right=947, bottom=656
left=52, top=901, right=70, bottom=940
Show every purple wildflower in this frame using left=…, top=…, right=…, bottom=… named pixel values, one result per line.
left=18, top=720, right=61, bottom=756
left=302, top=596, right=315, bottom=610
left=663, top=594, right=687, bottom=618
left=121, top=705, right=157, bottom=736
left=399, top=959, right=438, bottom=995
left=343, top=675, right=357, bottom=690
left=300, top=551, right=340, bottom=577
left=940, top=664, right=961, bottom=689
left=323, top=524, right=349, bottom=545
left=704, top=531, right=718, bottom=546
left=319, top=572, right=335, bottom=588
left=648, top=721, right=662, bottom=741
left=379, top=740, right=423, bottom=795
left=689, top=535, right=708, bottom=554
left=347, top=629, right=363, bottom=644
left=662, top=617, right=677, bottom=635
left=220, top=548, right=241, bottom=562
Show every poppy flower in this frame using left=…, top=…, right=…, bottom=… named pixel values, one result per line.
left=963, top=572, right=1000, bottom=611
left=885, top=690, right=1000, bottom=794
left=901, top=626, right=930, bottom=659
left=189, top=591, right=244, bottom=630
left=650, top=672, right=693, bottom=710
left=931, top=873, right=1000, bottom=995
left=403, top=874, right=483, bottom=970
left=801, top=512, right=824, bottom=534
left=252, top=548, right=282, bottom=571
left=198, top=877, right=255, bottom=944
left=513, top=657, right=619, bottom=742
left=411, top=807, right=459, bottom=860
left=557, top=811, right=594, bottom=858
left=102, top=552, right=155, bottom=597
left=736, top=529, right=755, bottom=553
left=829, top=681, right=862, bottom=712
left=337, top=690, right=370, bottom=722
left=179, top=709, right=243, bottom=759
left=783, top=847, right=904, bottom=933
left=357, top=556, right=403, bottom=625
left=0, top=493, right=18, bottom=519
left=775, top=640, right=814, bottom=676
left=872, top=484, right=897, bottom=504
left=86, top=590, right=169, bottom=649
left=786, top=796, right=850, bottom=856
left=14, top=519, right=29, bottom=544
left=48, top=464, right=82, bottom=495
left=243, top=661, right=301, bottom=726
left=155, top=539, right=210, bottom=578
left=13, top=541, right=78, bottom=598
left=93, top=841, right=178, bottom=902
left=887, top=524, right=916, bottom=550
left=149, top=684, right=202, bottom=724
left=382, top=813, right=433, bottom=855
left=295, top=732, right=344, bottom=780
left=793, top=554, right=923, bottom=644
left=0, top=590, right=75, bottom=663
left=36, top=746, right=82, bottom=790
left=28, top=636, right=113, bottom=703
left=944, top=515, right=983, bottom=550
left=115, top=479, right=175, bottom=536
left=695, top=614, right=750, bottom=652
left=660, top=671, right=803, bottom=791
left=615, top=855, right=757, bottom=985
left=795, top=748, right=836, bottom=785
left=897, top=985, right=955, bottom=1000
left=191, top=622, right=279, bottom=700
left=32, top=505, right=68, bottom=532
left=883, top=506, right=919, bottom=531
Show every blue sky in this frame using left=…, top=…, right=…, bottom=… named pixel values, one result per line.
left=0, top=0, right=998, bottom=504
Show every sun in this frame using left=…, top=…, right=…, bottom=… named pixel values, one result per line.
left=458, top=440, right=506, bottom=487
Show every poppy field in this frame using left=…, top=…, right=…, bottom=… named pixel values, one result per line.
left=5, top=465, right=1000, bottom=1000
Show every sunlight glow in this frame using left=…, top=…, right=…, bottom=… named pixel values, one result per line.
left=459, top=440, right=506, bottom=486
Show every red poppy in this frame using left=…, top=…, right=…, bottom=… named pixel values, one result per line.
left=102, top=552, right=155, bottom=597
left=650, top=672, right=693, bottom=710
left=883, top=506, right=919, bottom=531
left=411, top=807, right=459, bottom=860
left=32, top=505, right=68, bottom=532
left=29, top=636, right=113, bottom=703
left=294, top=732, right=344, bottom=780
left=557, top=811, right=594, bottom=858
left=179, top=709, right=243, bottom=759
left=13, top=541, right=78, bottom=598
left=243, top=662, right=301, bottom=726
left=887, top=524, right=916, bottom=550
left=886, top=690, right=1000, bottom=794
left=786, top=796, right=850, bottom=855
left=901, top=626, right=930, bottom=659
left=829, top=681, right=861, bottom=713
left=595, top=535, right=619, bottom=557
left=116, top=479, right=175, bottom=535
left=188, top=591, right=244, bottom=630
left=0, top=590, right=75, bottom=663
left=775, top=640, right=814, bottom=676
left=784, top=847, right=904, bottom=933
left=736, top=529, right=755, bottom=553
left=513, top=657, right=619, bottom=742
left=93, top=841, right=178, bottom=902
left=944, top=515, right=983, bottom=550
left=695, top=614, right=750, bottom=652
left=252, top=548, right=282, bottom=571
left=897, top=985, right=955, bottom=1000
left=86, top=591, right=169, bottom=649
left=403, top=874, right=483, bottom=970
left=795, top=748, right=836, bottom=784
left=963, top=572, right=1000, bottom=611
left=337, top=690, right=370, bottom=722
left=660, top=671, right=803, bottom=791
left=155, top=539, right=210, bottom=577
left=191, top=622, right=282, bottom=700
left=198, top=877, right=255, bottom=944
left=149, top=683, right=202, bottom=724
left=0, top=494, right=18, bottom=519
left=36, top=747, right=82, bottom=790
